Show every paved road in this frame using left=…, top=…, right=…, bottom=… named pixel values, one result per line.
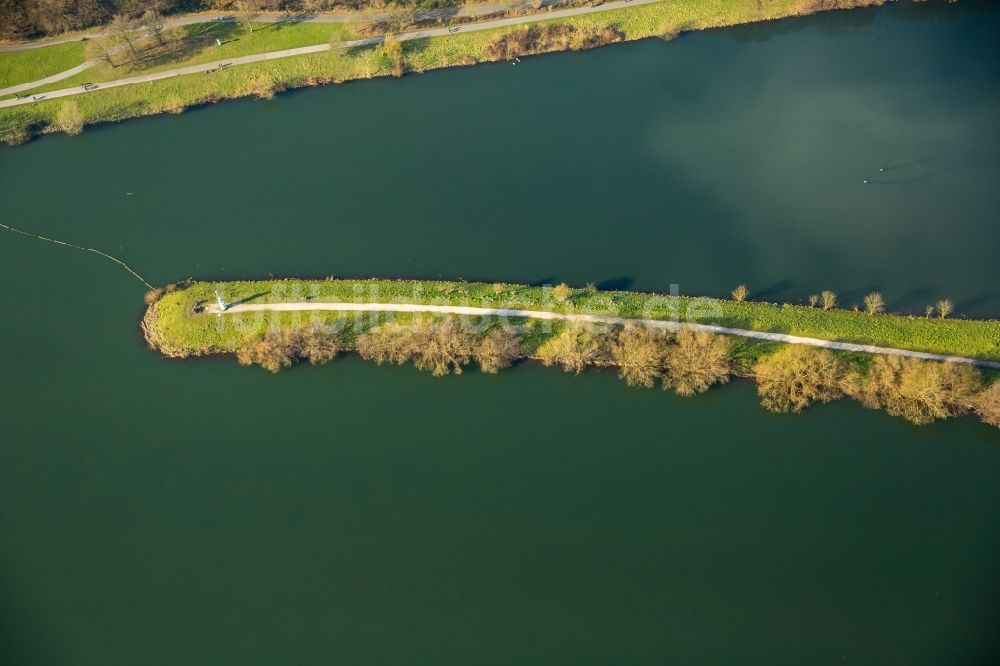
left=204, top=301, right=1000, bottom=369
left=0, top=0, right=662, bottom=109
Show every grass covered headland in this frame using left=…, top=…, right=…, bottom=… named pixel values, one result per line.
left=1, top=0, right=892, bottom=144
left=143, top=278, right=1000, bottom=429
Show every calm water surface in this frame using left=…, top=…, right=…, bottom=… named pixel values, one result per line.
left=1, top=2, right=999, bottom=664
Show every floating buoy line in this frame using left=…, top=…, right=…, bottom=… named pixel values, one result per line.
left=0, top=221, right=154, bottom=290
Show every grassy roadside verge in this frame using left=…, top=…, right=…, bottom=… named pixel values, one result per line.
left=1, top=0, right=885, bottom=144
left=143, top=278, right=1000, bottom=363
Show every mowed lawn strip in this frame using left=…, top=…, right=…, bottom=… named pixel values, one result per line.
left=0, top=41, right=86, bottom=88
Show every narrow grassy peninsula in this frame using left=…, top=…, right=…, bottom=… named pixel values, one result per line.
left=143, top=278, right=1000, bottom=429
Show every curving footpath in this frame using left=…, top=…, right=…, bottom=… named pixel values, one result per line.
left=0, top=0, right=662, bottom=108
left=204, top=301, right=1000, bottom=369
left=1, top=61, right=97, bottom=96
left=1, top=1, right=565, bottom=94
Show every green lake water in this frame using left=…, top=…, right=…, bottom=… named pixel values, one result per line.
left=1, top=1, right=999, bottom=663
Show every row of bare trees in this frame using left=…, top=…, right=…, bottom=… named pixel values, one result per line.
left=237, top=318, right=521, bottom=377
left=753, top=344, right=998, bottom=428
left=90, top=9, right=167, bottom=68
left=232, top=316, right=999, bottom=430
left=732, top=284, right=956, bottom=318
left=0, top=0, right=456, bottom=41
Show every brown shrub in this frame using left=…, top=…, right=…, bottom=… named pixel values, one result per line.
left=237, top=328, right=299, bottom=373
left=570, top=25, right=625, bottom=50
left=356, top=318, right=477, bottom=376
left=476, top=328, right=522, bottom=374
left=485, top=24, right=575, bottom=60
left=794, top=0, right=886, bottom=13
left=298, top=327, right=342, bottom=365
left=974, top=382, right=1000, bottom=429
left=754, top=346, right=845, bottom=413
left=552, top=282, right=573, bottom=302
left=236, top=326, right=342, bottom=373
left=611, top=326, right=667, bottom=389
left=56, top=101, right=84, bottom=135
left=664, top=328, right=731, bottom=396
left=163, top=95, right=185, bottom=114
left=143, top=287, right=165, bottom=305
left=537, top=323, right=608, bottom=374
left=244, top=73, right=284, bottom=100
left=302, top=75, right=333, bottom=87
left=356, top=322, right=413, bottom=366
left=408, top=318, right=476, bottom=376
left=858, top=356, right=981, bottom=425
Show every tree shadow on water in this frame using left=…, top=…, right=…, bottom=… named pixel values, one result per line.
left=839, top=285, right=881, bottom=305
left=752, top=279, right=793, bottom=301
left=895, top=287, right=934, bottom=313
left=955, top=292, right=997, bottom=316
left=598, top=276, right=634, bottom=291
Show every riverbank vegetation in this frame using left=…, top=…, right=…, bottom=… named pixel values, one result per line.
left=142, top=278, right=1000, bottom=430
left=1, top=0, right=897, bottom=144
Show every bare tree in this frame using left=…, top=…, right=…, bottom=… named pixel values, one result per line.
left=820, top=290, right=837, bottom=311
left=91, top=33, right=118, bottom=66
left=936, top=299, right=954, bottom=319
left=858, top=356, right=980, bottom=425
left=611, top=326, right=667, bottom=388
left=234, top=0, right=262, bottom=34
left=475, top=328, right=521, bottom=374
left=109, top=14, right=141, bottom=67
left=975, top=382, right=1000, bottom=428
left=142, top=9, right=166, bottom=46
left=863, top=292, right=885, bottom=315
left=537, top=323, right=608, bottom=374
left=731, top=284, right=748, bottom=302
left=664, top=328, right=730, bottom=396
left=754, top=346, right=845, bottom=413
